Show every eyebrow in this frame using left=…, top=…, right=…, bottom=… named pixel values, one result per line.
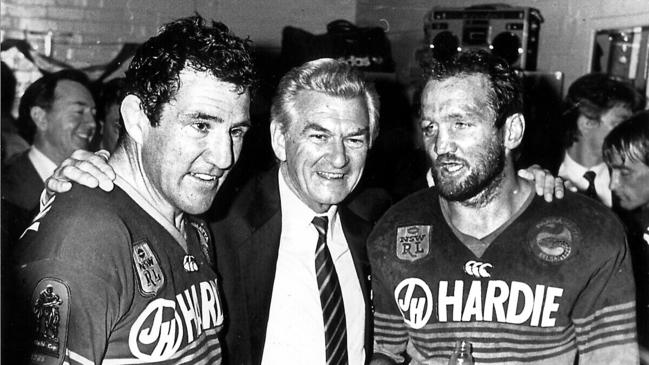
left=183, top=112, right=251, bottom=127
left=302, top=122, right=369, bottom=137
left=70, top=101, right=94, bottom=108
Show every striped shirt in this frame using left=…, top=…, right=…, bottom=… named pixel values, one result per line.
left=369, top=188, right=638, bottom=364
left=17, top=177, right=224, bottom=365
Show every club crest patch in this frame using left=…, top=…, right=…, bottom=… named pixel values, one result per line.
left=190, top=221, right=212, bottom=265
left=31, top=278, right=70, bottom=364
left=133, top=241, right=165, bottom=296
left=527, top=217, right=580, bottom=263
left=396, top=225, right=431, bottom=262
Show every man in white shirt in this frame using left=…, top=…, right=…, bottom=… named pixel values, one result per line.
left=210, top=58, right=378, bottom=364
left=557, top=73, right=639, bottom=207
left=2, top=69, right=96, bottom=213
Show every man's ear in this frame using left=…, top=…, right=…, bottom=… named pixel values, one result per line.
left=30, top=106, right=48, bottom=131
left=577, top=114, right=599, bottom=133
left=503, top=112, right=525, bottom=150
left=120, top=95, right=149, bottom=145
left=269, top=119, right=287, bottom=162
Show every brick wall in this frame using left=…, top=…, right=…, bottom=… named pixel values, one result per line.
left=0, top=0, right=356, bottom=69
left=0, top=0, right=208, bottom=69
left=0, top=0, right=355, bottom=112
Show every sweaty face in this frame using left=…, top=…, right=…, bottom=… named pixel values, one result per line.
left=420, top=74, right=506, bottom=203
left=43, top=80, right=96, bottom=162
left=141, top=70, right=250, bottom=215
left=273, top=91, right=370, bottom=213
left=608, top=153, right=649, bottom=211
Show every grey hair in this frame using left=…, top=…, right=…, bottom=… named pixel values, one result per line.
left=270, top=58, right=380, bottom=146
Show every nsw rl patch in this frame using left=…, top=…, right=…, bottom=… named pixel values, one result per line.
left=30, top=278, right=70, bottom=364
left=396, top=225, right=431, bottom=262
left=133, top=241, right=165, bottom=296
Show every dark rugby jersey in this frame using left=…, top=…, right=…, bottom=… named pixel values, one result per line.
left=369, top=188, right=638, bottom=364
left=17, top=179, right=224, bottom=365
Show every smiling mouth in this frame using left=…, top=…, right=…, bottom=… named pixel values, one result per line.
left=437, top=160, right=465, bottom=174
left=75, top=132, right=92, bottom=141
left=190, top=172, right=219, bottom=182
left=317, top=171, right=345, bottom=180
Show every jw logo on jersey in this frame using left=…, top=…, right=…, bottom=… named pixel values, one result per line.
left=394, top=277, right=564, bottom=329
left=128, top=279, right=224, bottom=361
left=396, top=225, right=431, bottom=262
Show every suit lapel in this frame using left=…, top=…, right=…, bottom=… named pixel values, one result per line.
left=340, top=207, right=371, bottom=295
left=339, top=207, right=374, bottom=357
left=237, top=168, right=282, bottom=364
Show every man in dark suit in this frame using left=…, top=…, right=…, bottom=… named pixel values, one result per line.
left=555, top=73, right=641, bottom=207
left=215, top=58, right=378, bottom=364
left=2, top=69, right=96, bottom=214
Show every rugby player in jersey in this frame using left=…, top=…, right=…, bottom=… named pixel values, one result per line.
left=369, top=50, right=639, bottom=365
left=14, top=15, right=255, bottom=365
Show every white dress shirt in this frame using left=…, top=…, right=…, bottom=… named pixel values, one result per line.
left=558, top=152, right=612, bottom=207
left=261, top=170, right=366, bottom=365
left=28, top=146, right=57, bottom=182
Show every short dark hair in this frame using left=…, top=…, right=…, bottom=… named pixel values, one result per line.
left=270, top=58, right=380, bottom=145
left=17, top=69, right=92, bottom=144
left=125, top=14, right=256, bottom=126
left=96, top=77, right=127, bottom=140
left=603, top=110, right=649, bottom=167
left=425, top=49, right=522, bottom=129
left=98, top=78, right=127, bottom=114
left=561, top=73, right=640, bottom=147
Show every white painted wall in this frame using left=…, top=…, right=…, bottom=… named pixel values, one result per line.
left=356, top=0, right=649, bottom=91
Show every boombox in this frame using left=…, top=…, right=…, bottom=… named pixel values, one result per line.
left=423, top=5, right=543, bottom=70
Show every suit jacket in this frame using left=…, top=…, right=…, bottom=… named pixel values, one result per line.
left=1, top=149, right=43, bottom=212
left=211, top=166, right=374, bottom=365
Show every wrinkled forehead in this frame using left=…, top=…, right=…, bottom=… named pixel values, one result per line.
left=421, top=74, right=493, bottom=114
left=172, top=69, right=250, bottom=116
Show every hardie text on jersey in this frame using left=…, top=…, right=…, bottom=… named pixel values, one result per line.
left=395, top=278, right=563, bottom=329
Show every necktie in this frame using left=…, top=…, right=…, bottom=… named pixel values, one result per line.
left=583, top=171, right=599, bottom=200
left=312, top=216, right=348, bottom=365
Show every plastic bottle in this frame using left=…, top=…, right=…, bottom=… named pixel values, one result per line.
left=448, top=339, right=474, bottom=365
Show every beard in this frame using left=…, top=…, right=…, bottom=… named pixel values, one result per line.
left=432, top=138, right=506, bottom=204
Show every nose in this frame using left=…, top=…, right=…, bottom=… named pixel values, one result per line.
left=433, top=126, right=454, bottom=155
left=205, top=131, right=234, bottom=170
left=328, top=139, right=348, bottom=168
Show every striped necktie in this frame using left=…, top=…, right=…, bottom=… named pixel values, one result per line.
left=312, top=216, right=348, bottom=365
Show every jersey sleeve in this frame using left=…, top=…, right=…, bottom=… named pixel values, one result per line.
left=369, top=225, right=409, bottom=363
left=17, top=198, right=132, bottom=365
left=572, top=233, right=639, bottom=364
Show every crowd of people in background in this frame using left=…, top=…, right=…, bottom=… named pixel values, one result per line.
left=1, top=12, right=648, bottom=365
